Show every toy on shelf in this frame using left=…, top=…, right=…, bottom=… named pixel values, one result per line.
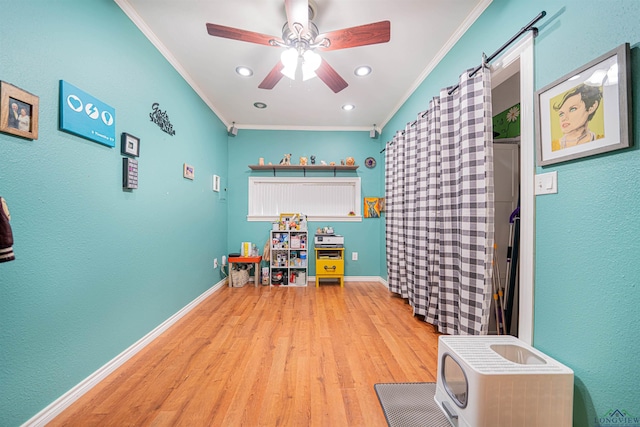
left=279, top=153, right=291, bottom=165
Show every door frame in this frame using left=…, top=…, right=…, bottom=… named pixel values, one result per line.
left=490, top=33, right=535, bottom=345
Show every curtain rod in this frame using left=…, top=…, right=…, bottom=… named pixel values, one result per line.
left=380, top=10, right=546, bottom=154
left=447, top=10, right=546, bottom=95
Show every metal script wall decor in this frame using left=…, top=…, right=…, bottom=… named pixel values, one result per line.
left=149, top=102, right=176, bottom=136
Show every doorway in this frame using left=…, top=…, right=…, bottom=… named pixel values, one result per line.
left=489, top=33, right=535, bottom=344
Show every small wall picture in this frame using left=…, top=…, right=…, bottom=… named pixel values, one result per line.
left=364, top=197, right=381, bottom=218
left=492, top=103, right=520, bottom=139
left=378, top=197, right=386, bottom=213
left=0, top=81, right=39, bottom=140
left=213, top=175, right=220, bottom=192
left=183, top=163, right=195, bottom=180
left=121, top=132, right=140, bottom=157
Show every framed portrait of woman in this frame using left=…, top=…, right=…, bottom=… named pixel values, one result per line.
left=0, top=81, right=39, bottom=140
left=535, top=43, right=632, bottom=166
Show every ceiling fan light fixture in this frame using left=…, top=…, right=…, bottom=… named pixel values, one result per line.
left=354, top=65, right=372, bottom=77
left=303, top=50, right=321, bottom=71
left=280, top=47, right=298, bottom=80
left=301, top=50, right=321, bottom=81
left=235, top=66, right=253, bottom=77
left=302, top=68, right=316, bottom=81
left=282, top=65, right=297, bottom=80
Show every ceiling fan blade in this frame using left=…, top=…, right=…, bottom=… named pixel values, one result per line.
left=318, top=20, right=390, bottom=51
left=206, top=23, right=280, bottom=47
left=316, top=60, right=348, bottom=93
left=258, top=62, right=285, bottom=90
left=285, top=0, right=309, bottom=35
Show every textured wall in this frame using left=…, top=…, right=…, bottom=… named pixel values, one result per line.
left=226, top=129, right=384, bottom=277
left=0, top=1, right=229, bottom=424
left=383, top=0, right=640, bottom=425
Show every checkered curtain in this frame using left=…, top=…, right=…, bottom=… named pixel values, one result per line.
left=385, top=66, right=494, bottom=335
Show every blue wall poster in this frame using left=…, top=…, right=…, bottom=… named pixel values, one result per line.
left=59, top=80, right=116, bottom=147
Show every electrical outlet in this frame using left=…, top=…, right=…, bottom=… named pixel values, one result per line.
left=222, top=255, right=227, bottom=266
left=352, top=252, right=358, bottom=261
left=213, top=258, right=218, bottom=268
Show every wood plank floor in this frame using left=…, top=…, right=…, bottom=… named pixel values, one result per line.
left=49, top=281, right=440, bottom=426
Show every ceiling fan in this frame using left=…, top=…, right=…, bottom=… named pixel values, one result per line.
left=205, top=0, right=390, bottom=93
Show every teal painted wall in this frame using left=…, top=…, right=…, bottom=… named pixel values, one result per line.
left=227, top=129, right=384, bottom=277
left=3, top=0, right=639, bottom=425
left=0, top=1, right=229, bottom=424
left=382, top=1, right=640, bottom=425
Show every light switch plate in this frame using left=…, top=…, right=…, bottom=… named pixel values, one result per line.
left=535, top=171, right=558, bottom=195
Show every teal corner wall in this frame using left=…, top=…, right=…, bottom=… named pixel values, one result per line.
left=226, top=129, right=385, bottom=277
left=3, top=0, right=640, bottom=425
left=383, top=1, right=640, bottom=425
left=0, top=1, right=229, bottom=424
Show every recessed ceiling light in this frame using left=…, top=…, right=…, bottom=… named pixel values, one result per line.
left=253, top=102, right=267, bottom=109
left=354, top=65, right=372, bottom=77
left=342, top=104, right=355, bottom=111
left=236, top=66, right=253, bottom=77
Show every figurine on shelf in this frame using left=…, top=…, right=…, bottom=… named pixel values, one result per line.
left=258, top=157, right=265, bottom=165
left=280, top=153, right=292, bottom=165
left=299, top=156, right=308, bottom=165
left=310, top=155, right=316, bottom=165
left=346, top=156, right=355, bottom=166
left=329, top=161, right=336, bottom=166
left=320, top=160, right=327, bottom=165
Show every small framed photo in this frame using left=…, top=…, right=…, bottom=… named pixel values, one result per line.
left=183, top=163, right=194, bottom=180
left=0, top=81, right=39, bottom=140
left=535, top=43, right=632, bottom=166
left=121, top=132, right=140, bottom=157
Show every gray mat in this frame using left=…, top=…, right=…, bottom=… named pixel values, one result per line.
left=374, top=382, right=451, bottom=427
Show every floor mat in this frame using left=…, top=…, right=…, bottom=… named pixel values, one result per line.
left=374, top=382, right=451, bottom=427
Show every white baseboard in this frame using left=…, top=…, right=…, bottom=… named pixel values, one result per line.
left=22, top=278, right=229, bottom=427
left=308, top=275, right=386, bottom=284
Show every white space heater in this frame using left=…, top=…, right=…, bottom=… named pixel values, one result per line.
left=435, top=335, right=574, bottom=427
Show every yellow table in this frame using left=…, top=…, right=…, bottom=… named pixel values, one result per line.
left=315, top=248, right=344, bottom=287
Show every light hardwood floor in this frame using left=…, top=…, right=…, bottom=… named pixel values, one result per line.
left=49, top=281, right=440, bottom=426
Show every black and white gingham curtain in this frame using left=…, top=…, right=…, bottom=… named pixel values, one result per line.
left=385, top=66, right=494, bottom=335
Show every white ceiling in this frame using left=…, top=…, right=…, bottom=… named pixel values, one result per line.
left=115, top=0, right=491, bottom=132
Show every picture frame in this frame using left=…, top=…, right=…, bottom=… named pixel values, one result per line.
left=364, top=197, right=381, bottom=218
left=0, top=81, right=39, bottom=140
left=213, top=175, right=220, bottom=192
left=535, top=43, right=632, bottom=166
left=121, top=132, right=140, bottom=157
left=183, top=163, right=194, bottom=180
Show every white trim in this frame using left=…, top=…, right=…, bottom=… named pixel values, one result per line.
left=113, top=0, right=231, bottom=128
left=248, top=215, right=362, bottom=222
left=248, top=177, right=362, bottom=220
left=22, top=278, right=229, bottom=427
left=490, top=33, right=536, bottom=345
left=308, top=276, right=389, bottom=285
left=379, top=0, right=493, bottom=130
left=237, top=124, right=375, bottom=133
